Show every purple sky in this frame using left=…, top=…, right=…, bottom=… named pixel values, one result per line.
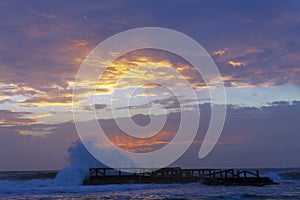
left=0, top=0, right=300, bottom=170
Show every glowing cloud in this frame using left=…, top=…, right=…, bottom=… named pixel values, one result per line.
left=213, top=48, right=228, bottom=55
left=228, top=60, right=246, bottom=67
left=136, top=93, right=157, bottom=97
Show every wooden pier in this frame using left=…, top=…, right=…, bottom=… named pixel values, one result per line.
left=83, top=167, right=274, bottom=186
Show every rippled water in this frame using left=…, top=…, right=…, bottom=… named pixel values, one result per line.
left=0, top=168, right=299, bottom=199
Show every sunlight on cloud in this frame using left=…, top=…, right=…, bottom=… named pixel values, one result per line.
left=72, top=48, right=209, bottom=122
left=229, top=81, right=256, bottom=89
left=107, top=130, right=175, bottom=153
left=27, top=113, right=53, bottom=119
left=213, top=48, right=228, bottom=55
left=136, top=93, right=157, bottom=97
left=73, top=40, right=89, bottom=47
left=228, top=60, right=246, bottom=67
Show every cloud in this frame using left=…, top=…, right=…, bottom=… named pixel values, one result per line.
left=213, top=48, right=228, bottom=56
left=21, top=96, right=72, bottom=106
left=27, top=113, right=53, bottom=119
left=136, top=93, right=157, bottom=97
left=175, top=101, right=300, bottom=168
left=1, top=101, right=300, bottom=170
left=150, top=96, right=199, bottom=109
left=31, top=11, right=56, bottom=19
left=1, top=0, right=299, bottom=118
left=228, top=60, right=246, bottom=67
left=0, top=110, right=38, bottom=126
left=0, top=121, right=78, bottom=170
left=113, top=95, right=200, bottom=112
left=1, top=0, right=300, bottom=170
left=1, top=0, right=299, bottom=92
left=94, top=104, right=107, bottom=110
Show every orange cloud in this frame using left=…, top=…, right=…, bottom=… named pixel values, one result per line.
left=94, top=50, right=196, bottom=91
left=73, top=40, right=89, bottom=47
left=107, top=130, right=176, bottom=153
left=27, top=113, right=53, bottom=119
left=136, top=93, right=157, bottom=97
left=19, top=96, right=72, bottom=107
left=228, top=60, right=246, bottom=67
left=213, top=48, right=228, bottom=55
left=0, top=110, right=41, bottom=127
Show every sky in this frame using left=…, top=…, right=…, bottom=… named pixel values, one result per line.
left=0, top=0, right=300, bottom=170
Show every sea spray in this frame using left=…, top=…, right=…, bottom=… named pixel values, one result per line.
left=261, top=168, right=300, bottom=183
left=54, top=164, right=89, bottom=186
left=54, top=141, right=106, bottom=186
left=0, top=168, right=300, bottom=199
left=66, top=140, right=106, bottom=168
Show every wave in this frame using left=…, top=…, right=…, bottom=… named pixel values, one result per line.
left=54, top=164, right=89, bottom=186
left=242, top=194, right=299, bottom=199
left=0, top=164, right=89, bottom=189
left=1, top=167, right=299, bottom=192
left=0, top=171, right=57, bottom=181
left=261, top=168, right=300, bottom=183
left=279, top=171, right=300, bottom=181
left=0, top=178, right=195, bottom=198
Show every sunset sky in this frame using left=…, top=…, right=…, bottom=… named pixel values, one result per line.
left=1, top=0, right=300, bottom=170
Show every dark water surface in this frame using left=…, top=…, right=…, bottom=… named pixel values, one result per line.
left=0, top=168, right=299, bottom=199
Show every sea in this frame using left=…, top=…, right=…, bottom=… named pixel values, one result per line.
left=0, top=167, right=299, bottom=200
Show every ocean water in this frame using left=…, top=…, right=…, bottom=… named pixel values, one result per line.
left=0, top=167, right=299, bottom=200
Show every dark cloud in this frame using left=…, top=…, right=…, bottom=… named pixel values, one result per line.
left=151, top=96, right=200, bottom=109
left=131, top=114, right=151, bottom=127
left=94, top=103, right=107, bottom=110
left=0, top=110, right=36, bottom=126
left=115, top=104, right=152, bottom=111
left=0, top=0, right=300, bottom=170
left=115, top=96, right=201, bottom=111
left=0, top=121, right=78, bottom=170
left=1, top=0, right=299, bottom=94
left=1, top=101, right=299, bottom=170
left=176, top=101, right=300, bottom=168
left=82, top=103, right=107, bottom=111
left=98, top=114, right=180, bottom=153
left=0, top=99, right=14, bottom=104
left=22, top=96, right=72, bottom=104
left=151, top=96, right=181, bottom=109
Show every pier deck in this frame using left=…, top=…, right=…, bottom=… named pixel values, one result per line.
left=83, top=167, right=274, bottom=186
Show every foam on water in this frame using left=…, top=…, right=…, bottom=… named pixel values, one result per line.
left=54, top=164, right=89, bottom=186
left=262, top=172, right=283, bottom=182
left=261, top=168, right=300, bottom=183
left=2, top=141, right=298, bottom=198
left=0, top=168, right=300, bottom=199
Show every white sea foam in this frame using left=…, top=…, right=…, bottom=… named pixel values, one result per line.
left=261, top=168, right=300, bottom=183
left=2, top=141, right=300, bottom=198
left=54, top=164, right=89, bottom=186
left=261, top=172, right=283, bottom=182
left=0, top=177, right=299, bottom=199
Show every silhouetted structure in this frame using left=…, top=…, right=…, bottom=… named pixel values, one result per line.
left=83, top=167, right=274, bottom=186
